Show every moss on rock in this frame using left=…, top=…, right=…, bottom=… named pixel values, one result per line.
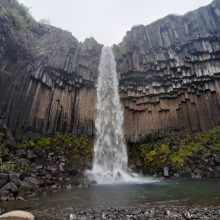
left=137, top=126, right=220, bottom=173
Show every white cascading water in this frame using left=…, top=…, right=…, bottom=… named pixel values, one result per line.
left=86, top=46, right=155, bottom=184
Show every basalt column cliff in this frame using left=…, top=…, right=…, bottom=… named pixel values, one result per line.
left=114, top=0, right=220, bottom=142
left=1, top=0, right=220, bottom=142
left=0, top=0, right=102, bottom=138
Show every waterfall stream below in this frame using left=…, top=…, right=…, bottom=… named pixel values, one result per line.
left=86, top=46, right=153, bottom=184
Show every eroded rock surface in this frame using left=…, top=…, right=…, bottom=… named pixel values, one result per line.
left=0, top=0, right=102, bottom=138
left=114, top=0, right=220, bottom=141
left=1, top=0, right=220, bottom=142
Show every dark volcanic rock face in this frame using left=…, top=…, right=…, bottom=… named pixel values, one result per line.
left=0, top=0, right=102, bottom=138
left=1, top=0, right=220, bottom=142
left=114, top=0, right=220, bottom=141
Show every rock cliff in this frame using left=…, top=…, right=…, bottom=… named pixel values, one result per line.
left=0, top=0, right=102, bottom=138
left=1, top=0, right=220, bottom=142
left=114, top=0, right=220, bottom=141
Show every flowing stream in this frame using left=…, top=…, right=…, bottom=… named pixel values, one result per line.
left=86, top=46, right=153, bottom=184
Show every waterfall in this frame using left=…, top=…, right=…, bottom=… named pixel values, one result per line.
left=86, top=46, right=154, bottom=184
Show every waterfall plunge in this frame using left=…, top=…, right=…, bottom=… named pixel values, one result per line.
left=86, top=46, right=154, bottom=184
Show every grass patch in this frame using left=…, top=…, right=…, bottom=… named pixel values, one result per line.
left=23, top=133, right=93, bottom=156
left=139, top=126, right=220, bottom=169
left=0, top=161, right=15, bottom=172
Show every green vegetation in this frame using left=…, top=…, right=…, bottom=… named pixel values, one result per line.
left=0, top=70, right=11, bottom=78
left=139, top=126, right=220, bottom=169
left=12, top=80, right=21, bottom=89
left=24, top=133, right=93, bottom=156
left=0, top=0, right=33, bottom=31
left=8, top=8, right=27, bottom=30
left=0, top=161, right=15, bottom=172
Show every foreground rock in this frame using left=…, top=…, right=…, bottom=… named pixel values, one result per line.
left=33, top=207, right=220, bottom=220
left=0, top=210, right=34, bottom=220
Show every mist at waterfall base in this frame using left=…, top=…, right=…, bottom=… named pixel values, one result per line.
left=86, top=46, right=155, bottom=184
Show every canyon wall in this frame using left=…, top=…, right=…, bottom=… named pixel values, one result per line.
left=114, top=0, right=220, bottom=141
left=1, top=0, right=220, bottom=142
left=0, top=0, right=102, bottom=138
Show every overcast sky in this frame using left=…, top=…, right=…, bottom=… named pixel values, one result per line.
left=18, top=0, right=213, bottom=45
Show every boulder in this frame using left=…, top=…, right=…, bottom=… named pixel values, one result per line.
left=0, top=182, right=18, bottom=194
left=10, top=173, right=21, bottom=187
left=163, top=166, right=169, bottom=177
left=26, top=177, right=42, bottom=186
left=215, top=166, right=220, bottom=172
left=0, top=190, right=11, bottom=201
left=0, top=210, right=34, bottom=220
left=214, top=154, right=220, bottom=163
left=0, top=173, right=8, bottom=188
left=69, top=169, right=78, bottom=176
left=19, top=181, right=34, bottom=190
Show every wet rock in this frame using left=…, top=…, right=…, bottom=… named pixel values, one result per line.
left=17, top=158, right=30, bottom=167
left=69, top=169, right=78, bottom=177
left=192, top=172, right=202, bottom=179
left=45, top=173, right=52, bottom=179
left=66, top=184, right=72, bottom=189
left=0, top=173, right=8, bottom=188
left=0, top=182, right=18, bottom=194
left=26, top=177, right=42, bottom=186
left=89, top=180, right=97, bottom=185
left=36, top=165, right=43, bottom=170
left=163, top=166, right=169, bottom=177
left=0, top=190, right=11, bottom=201
left=69, top=214, right=77, bottom=220
left=16, top=149, right=26, bottom=157
left=129, top=164, right=136, bottom=169
left=27, top=150, right=37, bottom=162
left=10, top=173, right=21, bottom=187
left=173, top=173, right=180, bottom=178
left=16, top=196, right=25, bottom=201
left=47, top=165, right=57, bottom=173
left=59, top=163, right=65, bottom=172
left=184, top=211, right=192, bottom=219
left=19, top=180, right=34, bottom=190
left=215, top=166, right=220, bottom=172
left=214, top=154, right=220, bottom=163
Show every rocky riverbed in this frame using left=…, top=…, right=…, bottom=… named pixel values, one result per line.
left=18, top=207, right=220, bottom=220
